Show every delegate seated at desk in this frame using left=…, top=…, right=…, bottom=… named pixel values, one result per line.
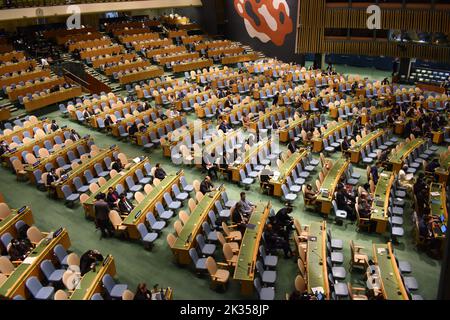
left=304, top=184, right=319, bottom=204
left=154, top=163, right=167, bottom=180
left=219, top=119, right=232, bottom=133
left=200, top=176, right=214, bottom=195
left=264, top=223, right=293, bottom=259
left=202, top=153, right=218, bottom=180
left=118, top=193, right=134, bottom=214
left=106, top=187, right=120, bottom=209
left=79, top=249, right=104, bottom=276
left=236, top=192, right=255, bottom=219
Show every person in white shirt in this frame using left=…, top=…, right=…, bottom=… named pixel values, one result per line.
left=41, top=58, right=49, bottom=68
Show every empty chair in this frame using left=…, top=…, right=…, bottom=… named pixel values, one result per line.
left=259, top=245, right=278, bottom=268
left=155, top=202, right=174, bottom=220
left=205, top=256, right=230, bottom=290
left=172, top=184, right=188, bottom=201
left=189, top=248, right=208, bottom=273
left=0, top=256, right=15, bottom=275
left=94, top=163, right=109, bottom=178
left=53, top=244, right=69, bottom=267
left=102, top=274, right=128, bottom=299
left=254, top=277, right=275, bottom=300
left=196, top=234, right=216, bottom=256
left=26, top=276, right=54, bottom=300
left=126, top=176, right=142, bottom=192
left=84, top=169, right=98, bottom=185
left=221, top=191, right=237, bottom=209
left=215, top=201, right=230, bottom=220
left=163, top=192, right=181, bottom=210
left=403, top=276, right=419, bottom=291
left=281, top=184, right=297, bottom=204
left=73, top=177, right=89, bottom=193
left=40, top=260, right=65, bottom=284
left=146, top=212, right=166, bottom=232
left=239, top=169, right=254, bottom=189
left=61, top=185, right=80, bottom=207
left=137, top=223, right=158, bottom=249
left=136, top=169, right=151, bottom=185
left=256, top=260, right=277, bottom=285
left=180, top=176, right=194, bottom=193
left=27, top=226, right=45, bottom=244
left=202, top=221, right=218, bottom=242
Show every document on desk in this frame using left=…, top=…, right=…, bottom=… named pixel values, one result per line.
left=377, top=248, right=387, bottom=255
left=311, top=287, right=324, bottom=294
left=23, top=257, right=37, bottom=265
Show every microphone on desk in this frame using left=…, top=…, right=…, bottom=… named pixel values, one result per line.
left=185, top=232, right=192, bottom=245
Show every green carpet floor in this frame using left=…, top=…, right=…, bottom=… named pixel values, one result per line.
left=0, top=64, right=443, bottom=300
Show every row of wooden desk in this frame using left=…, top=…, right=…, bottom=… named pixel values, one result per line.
left=0, top=60, right=36, bottom=76
left=1, top=128, right=70, bottom=166
left=172, top=59, right=213, bottom=73
left=7, top=77, right=65, bottom=101
left=68, top=38, right=112, bottom=52
left=119, top=33, right=159, bottom=43
left=0, top=119, right=49, bottom=145
left=157, top=52, right=200, bottom=65
left=0, top=69, right=51, bottom=88
left=135, top=116, right=182, bottom=146
left=24, top=87, right=82, bottom=112
left=0, top=206, right=34, bottom=241
left=80, top=46, right=124, bottom=60
left=270, top=150, right=308, bottom=197
left=233, top=202, right=271, bottom=295
left=171, top=187, right=223, bottom=264
left=221, top=53, right=258, bottom=65
left=349, top=129, right=384, bottom=164
left=82, top=158, right=149, bottom=219
left=388, top=138, right=425, bottom=173
left=0, top=228, right=71, bottom=299
left=0, top=51, right=24, bottom=63
left=230, top=139, right=272, bottom=182
left=91, top=53, right=136, bottom=69
left=312, top=121, right=350, bottom=152
left=370, top=171, right=394, bottom=234
left=118, top=66, right=164, bottom=85
left=25, top=137, right=92, bottom=184
left=146, top=46, right=186, bottom=58
left=317, top=158, right=350, bottom=215
left=104, top=60, right=151, bottom=76
left=123, top=171, right=184, bottom=239
left=54, top=146, right=118, bottom=199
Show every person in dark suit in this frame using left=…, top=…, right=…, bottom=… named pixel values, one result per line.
left=79, top=249, right=104, bottom=276
left=336, top=185, right=355, bottom=220
left=106, top=187, right=119, bottom=209
left=275, top=206, right=294, bottom=229
left=341, top=136, right=350, bottom=152
left=303, top=114, right=314, bottom=132
left=154, top=163, right=167, bottom=180
left=69, top=129, right=81, bottom=141
left=200, top=176, right=214, bottom=195
left=134, top=283, right=152, bottom=301
left=288, top=138, right=297, bottom=154
left=232, top=201, right=249, bottom=234
left=118, top=193, right=134, bottom=214
left=94, top=193, right=113, bottom=238
left=110, top=158, right=124, bottom=172
left=219, top=119, right=232, bottom=133
left=264, top=223, right=293, bottom=259
left=370, top=162, right=381, bottom=185
left=46, top=168, right=59, bottom=198
left=50, top=120, right=59, bottom=132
